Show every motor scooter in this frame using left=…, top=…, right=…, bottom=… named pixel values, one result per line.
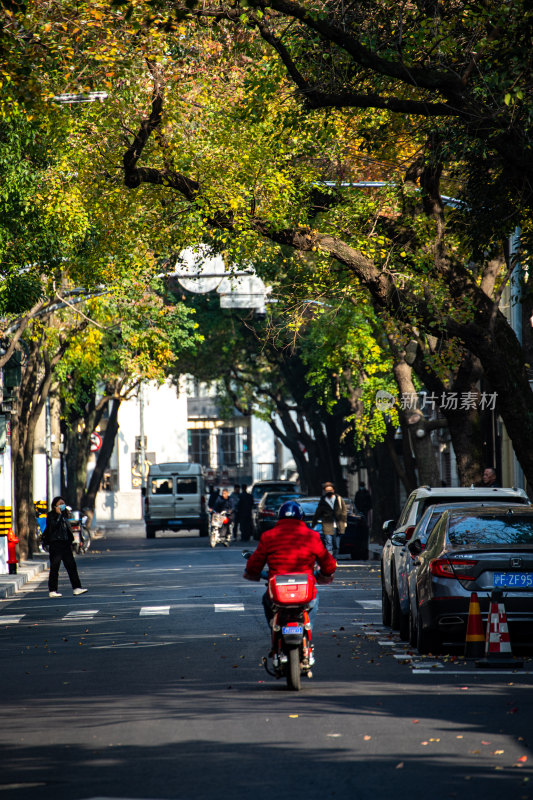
left=243, top=551, right=317, bottom=691
left=209, top=512, right=232, bottom=548
left=68, top=509, right=91, bottom=554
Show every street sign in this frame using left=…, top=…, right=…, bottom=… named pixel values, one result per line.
left=90, top=432, right=103, bottom=452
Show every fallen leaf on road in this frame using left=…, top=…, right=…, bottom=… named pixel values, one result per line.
left=395, top=763, right=404, bottom=769
left=494, top=750, right=504, bottom=755
left=518, top=756, right=528, bottom=763
left=481, top=741, right=491, bottom=745
left=456, top=735, right=464, bottom=739
left=363, top=735, right=372, bottom=741
left=289, top=715, right=299, bottom=718
left=412, top=720, right=420, bottom=724
left=420, top=742, right=429, bottom=746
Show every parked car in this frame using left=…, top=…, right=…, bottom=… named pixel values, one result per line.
left=393, top=501, right=530, bottom=642
left=250, top=480, right=298, bottom=508
left=339, top=510, right=370, bottom=560
left=253, top=492, right=305, bottom=537
left=407, top=505, right=533, bottom=654
left=381, top=486, right=530, bottom=635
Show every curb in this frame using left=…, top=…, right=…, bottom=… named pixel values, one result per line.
left=0, top=555, right=48, bottom=599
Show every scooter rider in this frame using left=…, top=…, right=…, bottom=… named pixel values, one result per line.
left=243, top=500, right=337, bottom=631
left=213, top=488, right=234, bottom=547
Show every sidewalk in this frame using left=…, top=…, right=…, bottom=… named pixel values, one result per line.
left=0, top=554, right=48, bottom=599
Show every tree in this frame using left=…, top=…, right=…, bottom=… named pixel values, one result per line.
left=115, top=21, right=533, bottom=489
left=56, top=289, right=200, bottom=523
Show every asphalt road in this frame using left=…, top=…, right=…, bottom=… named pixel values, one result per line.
left=1, top=523, right=532, bottom=800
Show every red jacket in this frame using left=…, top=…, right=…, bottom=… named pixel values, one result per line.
left=244, top=519, right=337, bottom=595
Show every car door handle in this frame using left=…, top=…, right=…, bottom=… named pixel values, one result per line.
left=176, top=497, right=184, bottom=500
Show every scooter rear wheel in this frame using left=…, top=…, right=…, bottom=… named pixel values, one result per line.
left=287, top=647, right=301, bottom=691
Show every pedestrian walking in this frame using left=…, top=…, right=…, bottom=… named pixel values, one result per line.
left=354, top=481, right=372, bottom=519
left=311, top=482, right=347, bottom=558
left=229, top=484, right=241, bottom=539
left=42, top=497, right=88, bottom=598
left=238, top=484, right=254, bottom=542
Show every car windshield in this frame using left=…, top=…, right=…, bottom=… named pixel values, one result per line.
left=263, top=494, right=302, bottom=509
left=448, top=515, right=533, bottom=546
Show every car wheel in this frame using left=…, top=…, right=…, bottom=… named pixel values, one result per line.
left=391, top=580, right=401, bottom=630
left=381, top=576, right=392, bottom=626
left=416, top=611, right=441, bottom=655
left=146, top=526, right=156, bottom=539
left=398, top=605, right=409, bottom=641
left=408, top=603, right=417, bottom=647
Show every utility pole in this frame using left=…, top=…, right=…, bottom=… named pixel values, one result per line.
left=139, top=382, right=146, bottom=492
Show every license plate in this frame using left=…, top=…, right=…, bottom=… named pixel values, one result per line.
left=493, top=572, right=533, bottom=588
left=282, top=626, right=303, bottom=635
left=169, top=520, right=183, bottom=525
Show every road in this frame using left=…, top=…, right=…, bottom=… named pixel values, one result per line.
left=1, top=522, right=532, bottom=800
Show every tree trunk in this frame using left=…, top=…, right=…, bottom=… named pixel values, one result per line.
left=82, top=397, right=121, bottom=525
left=391, top=352, right=442, bottom=487
left=366, top=433, right=402, bottom=544
left=62, top=395, right=107, bottom=511
left=11, top=338, right=52, bottom=559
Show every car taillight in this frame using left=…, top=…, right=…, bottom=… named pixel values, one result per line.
left=429, top=557, right=478, bottom=580
left=261, top=510, right=277, bottom=518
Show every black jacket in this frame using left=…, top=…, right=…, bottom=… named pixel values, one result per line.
left=213, top=496, right=233, bottom=516
left=42, top=511, right=74, bottom=546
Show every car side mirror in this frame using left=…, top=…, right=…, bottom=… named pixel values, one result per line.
left=408, top=539, right=423, bottom=556
left=382, top=519, right=396, bottom=536
left=391, top=532, right=407, bottom=546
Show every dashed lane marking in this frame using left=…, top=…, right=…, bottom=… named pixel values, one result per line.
left=0, top=615, right=25, bottom=624
left=139, top=606, right=170, bottom=616
left=214, top=603, right=245, bottom=612
left=63, top=610, right=100, bottom=620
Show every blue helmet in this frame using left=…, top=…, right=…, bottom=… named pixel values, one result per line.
left=278, top=501, right=304, bottom=520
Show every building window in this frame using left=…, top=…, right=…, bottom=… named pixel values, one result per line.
left=188, top=429, right=211, bottom=467
left=219, top=427, right=249, bottom=468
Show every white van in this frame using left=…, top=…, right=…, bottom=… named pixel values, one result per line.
left=143, top=462, right=209, bottom=538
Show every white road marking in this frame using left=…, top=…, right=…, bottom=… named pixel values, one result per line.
left=63, top=610, right=99, bottom=620
left=0, top=615, right=25, bottom=624
left=412, top=669, right=533, bottom=676
left=139, top=606, right=170, bottom=616
left=214, top=603, right=245, bottom=612
left=359, top=601, right=382, bottom=609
